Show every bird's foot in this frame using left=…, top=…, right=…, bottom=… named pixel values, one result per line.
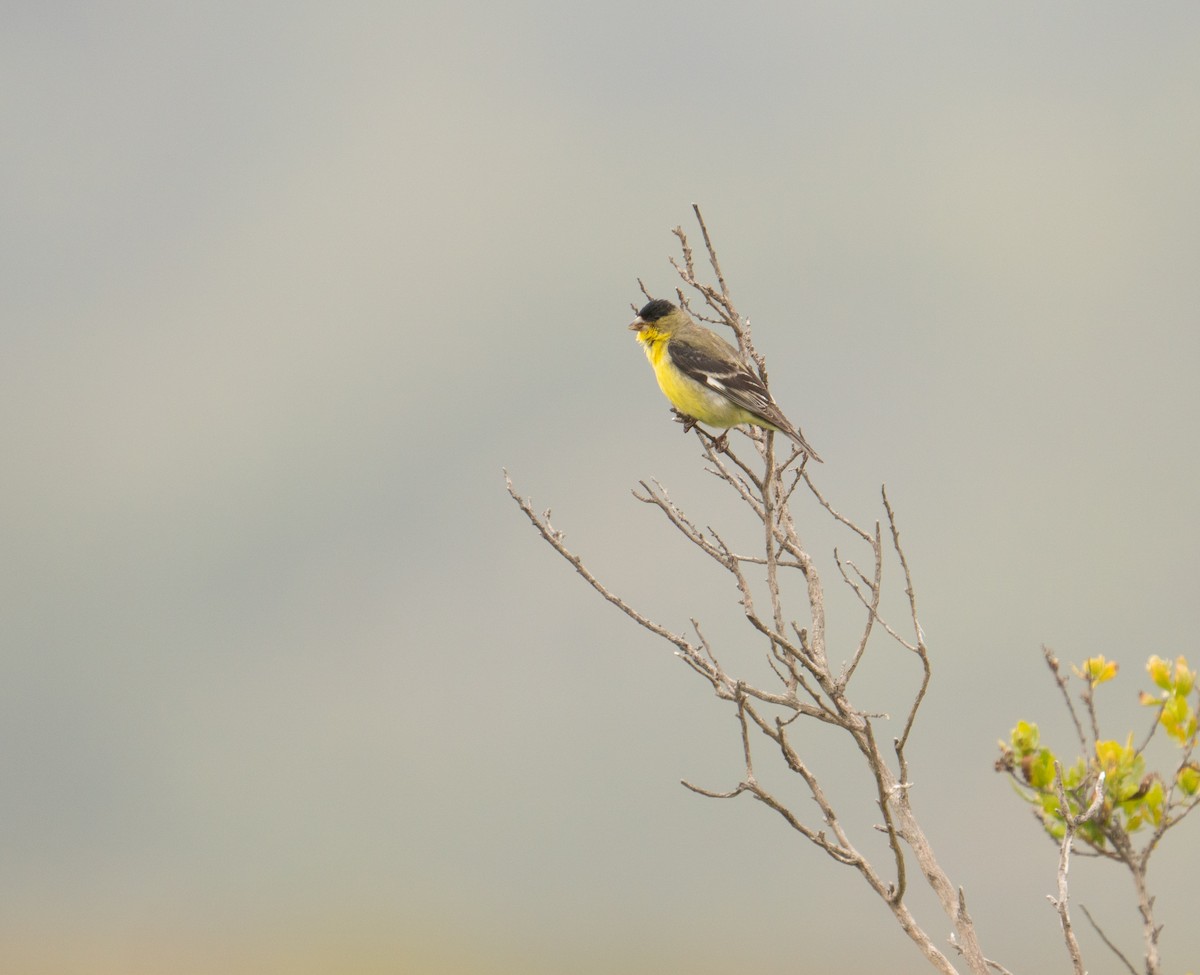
left=671, top=408, right=699, bottom=434
left=711, top=432, right=730, bottom=452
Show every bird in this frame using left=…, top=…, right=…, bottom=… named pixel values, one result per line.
left=628, top=298, right=822, bottom=461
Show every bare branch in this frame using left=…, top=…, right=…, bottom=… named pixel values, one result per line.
left=952, top=889, right=1013, bottom=975
left=839, top=522, right=883, bottom=686
left=508, top=209, right=1009, bottom=975
left=834, top=555, right=918, bottom=653
left=1129, top=850, right=1163, bottom=975
left=884, top=487, right=932, bottom=768
left=803, top=468, right=874, bottom=543
left=1043, top=646, right=1090, bottom=757
left=861, top=718, right=907, bottom=902
left=950, top=926, right=1017, bottom=975
left=632, top=479, right=734, bottom=570
left=1048, top=765, right=1106, bottom=975
left=1135, top=704, right=1163, bottom=755
left=692, top=202, right=730, bottom=301
left=505, top=472, right=697, bottom=658
left=1079, top=904, right=1138, bottom=975
left=681, top=779, right=746, bottom=799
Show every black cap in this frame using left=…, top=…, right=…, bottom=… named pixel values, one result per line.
left=636, top=298, right=675, bottom=321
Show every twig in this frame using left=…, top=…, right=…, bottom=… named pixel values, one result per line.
left=803, top=468, right=873, bottom=543
left=1048, top=765, right=1106, bottom=975
left=884, top=486, right=931, bottom=769
left=1043, top=646, right=1090, bottom=757
left=505, top=472, right=697, bottom=659
left=1079, top=904, right=1138, bottom=975
left=838, top=524, right=882, bottom=687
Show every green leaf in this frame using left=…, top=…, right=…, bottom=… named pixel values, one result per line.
left=1012, top=720, right=1039, bottom=753
left=1148, top=655, right=1172, bottom=690
left=1179, top=764, right=1200, bottom=796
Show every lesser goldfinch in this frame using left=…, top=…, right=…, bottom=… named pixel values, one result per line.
left=629, top=298, right=822, bottom=461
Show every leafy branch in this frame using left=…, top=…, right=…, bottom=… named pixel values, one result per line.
left=996, top=649, right=1200, bottom=973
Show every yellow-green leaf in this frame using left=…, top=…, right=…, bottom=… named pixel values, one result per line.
left=1011, top=720, right=1040, bottom=754
left=1148, top=655, right=1172, bottom=690
left=1174, top=656, right=1194, bottom=695
left=1179, top=764, right=1200, bottom=796
left=1077, top=655, right=1118, bottom=683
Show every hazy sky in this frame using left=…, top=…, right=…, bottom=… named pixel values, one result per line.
left=5, top=4, right=1200, bottom=973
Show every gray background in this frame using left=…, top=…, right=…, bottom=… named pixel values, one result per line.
left=5, top=4, right=1199, bottom=973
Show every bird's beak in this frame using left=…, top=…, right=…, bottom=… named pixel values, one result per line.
left=628, top=316, right=645, bottom=332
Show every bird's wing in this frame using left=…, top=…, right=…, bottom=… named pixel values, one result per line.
left=668, top=340, right=774, bottom=419
left=668, top=333, right=822, bottom=459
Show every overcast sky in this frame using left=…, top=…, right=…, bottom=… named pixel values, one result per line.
left=5, top=4, right=1200, bottom=973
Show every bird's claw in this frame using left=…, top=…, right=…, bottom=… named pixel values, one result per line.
left=671, top=408, right=699, bottom=434
left=670, top=408, right=727, bottom=451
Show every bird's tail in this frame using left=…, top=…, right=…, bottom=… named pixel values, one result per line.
left=782, top=424, right=823, bottom=463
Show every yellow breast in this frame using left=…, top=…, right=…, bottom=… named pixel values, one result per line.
left=637, top=331, right=751, bottom=429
